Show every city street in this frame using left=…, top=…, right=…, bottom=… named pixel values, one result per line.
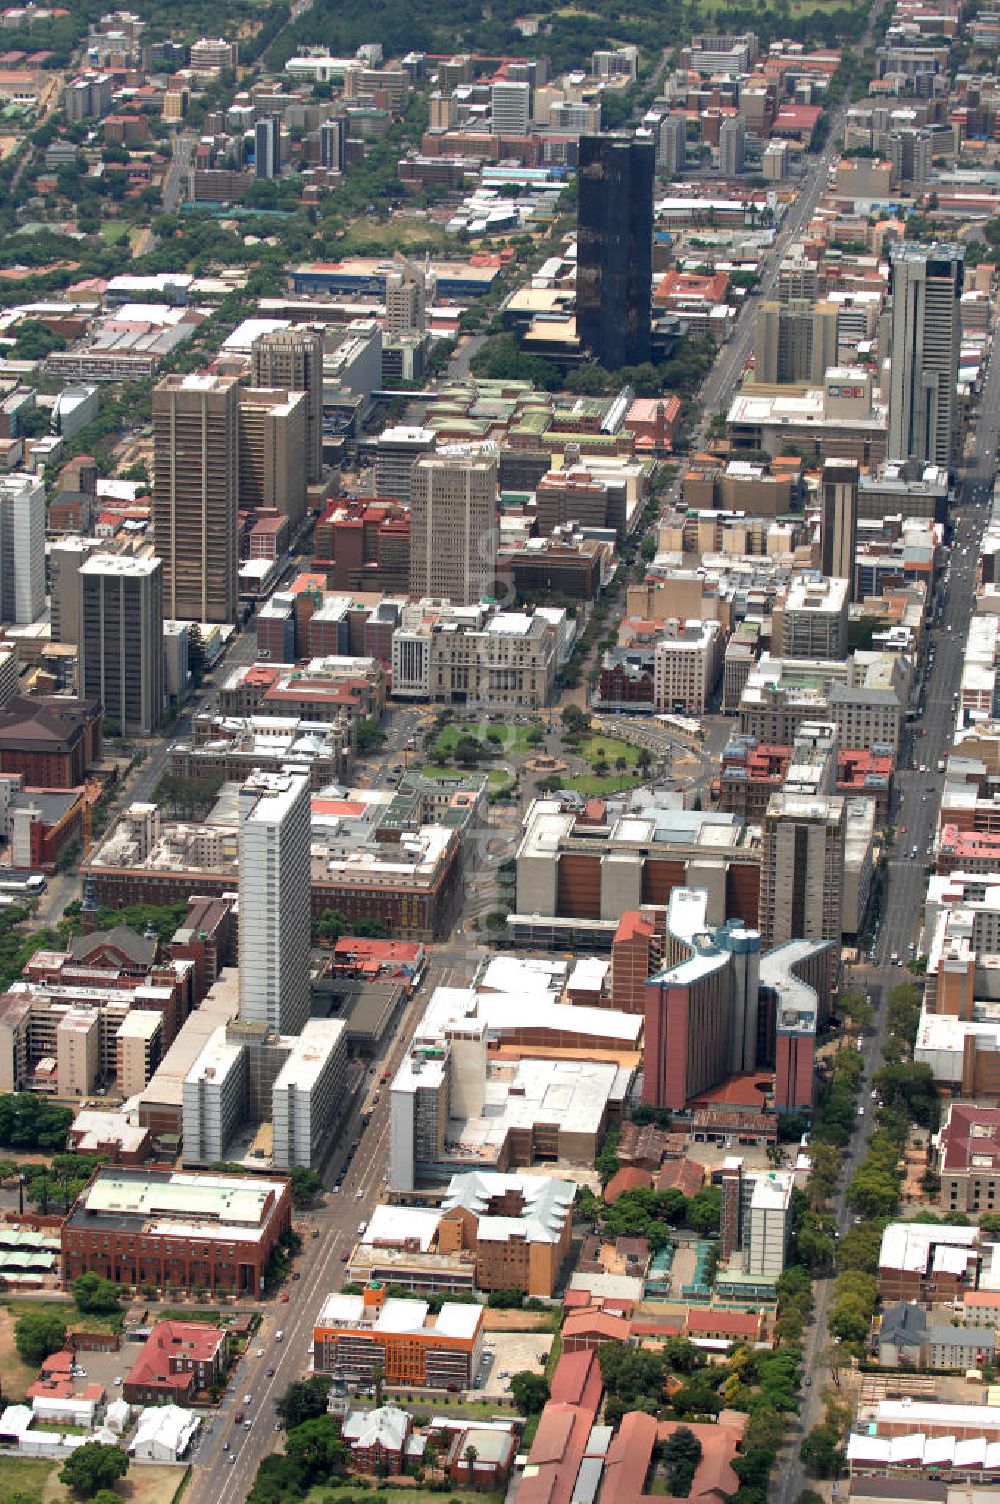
left=183, top=946, right=482, bottom=1504
left=775, top=320, right=1000, bottom=1504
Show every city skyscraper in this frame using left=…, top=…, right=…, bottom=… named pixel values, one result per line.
left=0, top=473, right=45, bottom=625
left=821, top=457, right=859, bottom=596
left=408, top=450, right=499, bottom=605
left=385, top=256, right=434, bottom=335
left=255, top=116, right=280, bottom=179
left=659, top=113, right=686, bottom=176
left=491, top=79, right=531, bottom=134
left=152, top=372, right=240, bottom=624
left=237, top=387, right=308, bottom=523
left=319, top=119, right=344, bottom=172
left=760, top=791, right=845, bottom=1017
left=238, top=769, right=312, bottom=1036
left=251, top=325, right=324, bottom=486
left=576, top=134, right=654, bottom=370
left=719, top=114, right=746, bottom=177
left=78, top=553, right=164, bottom=736
left=887, top=242, right=963, bottom=470
left=754, top=299, right=839, bottom=385
left=888, top=127, right=932, bottom=189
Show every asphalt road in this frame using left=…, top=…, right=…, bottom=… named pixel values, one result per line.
left=162, top=130, right=193, bottom=212
left=685, top=0, right=890, bottom=460
left=775, top=321, right=1000, bottom=1503
left=185, top=945, right=483, bottom=1504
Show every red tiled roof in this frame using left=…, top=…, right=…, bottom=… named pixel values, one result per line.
left=655, top=1158, right=704, bottom=1198
left=685, top=1309, right=763, bottom=1339
left=125, top=1319, right=224, bottom=1395
left=604, top=1167, right=654, bottom=1203
left=563, top=1310, right=631, bottom=1343
left=657, top=1415, right=746, bottom=1500
left=550, top=1348, right=598, bottom=1407
left=940, top=1103, right=1000, bottom=1173
left=600, top=1411, right=658, bottom=1504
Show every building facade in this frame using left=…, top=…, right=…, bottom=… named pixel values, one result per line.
left=576, top=134, right=654, bottom=369
left=0, top=473, right=44, bottom=627
left=238, top=770, right=312, bottom=1035
left=152, top=372, right=240, bottom=624
left=820, top=457, right=859, bottom=593
left=78, top=554, right=164, bottom=736
left=251, top=325, right=324, bottom=489
left=62, top=1168, right=292, bottom=1295
left=886, top=242, right=963, bottom=470
left=407, top=451, right=499, bottom=606
left=237, top=387, right=308, bottom=521
left=313, top=1284, right=483, bottom=1389
left=759, top=791, right=844, bottom=1013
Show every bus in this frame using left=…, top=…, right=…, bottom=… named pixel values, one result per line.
left=0, top=873, right=46, bottom=898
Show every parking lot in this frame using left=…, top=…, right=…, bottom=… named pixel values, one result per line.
left=66, top=1339, right=132, bottom=1396
left=477, top=1330, right=553, bottom=1398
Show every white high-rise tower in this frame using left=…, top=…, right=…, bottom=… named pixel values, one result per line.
left=238, top=769, right=312, bottom=1035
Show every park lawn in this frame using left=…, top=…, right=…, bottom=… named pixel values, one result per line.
left=699, top=0, right=836, bottom=11
left=0, top=1305, right=51, bottom=1400
left=120, top=1464, right=190, bottom=1504
left=575, top=734, right=640, bottom=769
left=0, top=1456, right=54, bottom=1503
left=433, top=723, right=539, bottom=759
left=559, top=773, right=643, bottom=796
left=100, top=221, right=131, bottom=243
left=0, top=1458, right=191, bottom=1504
left=422, top=763, right=513, bottom=789
left=2, top=1296, right=121, bottom=1335
left=340, top=218, right=452, bottom=254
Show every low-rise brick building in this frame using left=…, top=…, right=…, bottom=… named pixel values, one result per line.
left=62, top=1168, right=291, bottom=1297
left=0, top=696, right=102, bottom=788
left=123, top=1319, right=227, bottom=1405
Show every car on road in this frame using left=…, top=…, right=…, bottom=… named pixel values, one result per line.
left=243, top=1395, right=252, bottom=1406
left=255, top=1348, right=264, bottom=1358
left=266, top=1368, right=275, bottom=1377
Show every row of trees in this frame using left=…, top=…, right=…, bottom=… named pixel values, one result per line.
left=798, top=973, right=937, bottom=1482
left=468, top=332, right=717, bottom=403
left=311, top=909, right=390, bottom=944
left=580, top=1182, right=723, bottom=1251
left=0, top=1092, right=72, bottom=1153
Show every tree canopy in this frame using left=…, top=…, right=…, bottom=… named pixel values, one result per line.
left=73, top=1272, right=121, bottom=1315
left=60, top=1444, right=128, bottom=1499
left=0, top=1092, right=72, bottom=1151
left=276, top=1377, right=332, bottom=1430
left=15, top=1309, right=66, bottom=1365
